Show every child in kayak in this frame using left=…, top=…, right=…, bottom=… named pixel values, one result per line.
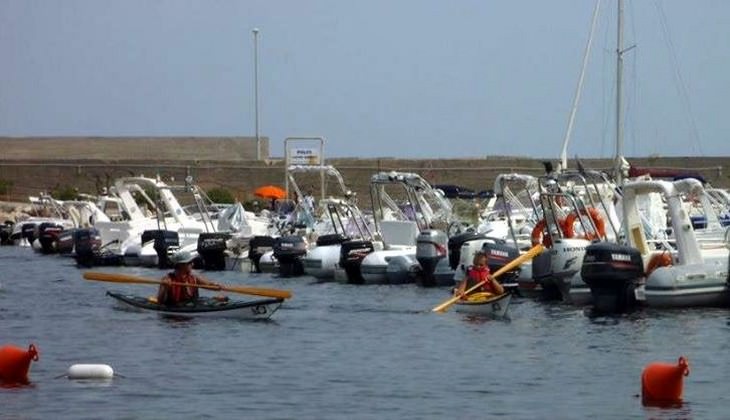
left=157, top=250, right=223, bottom=306
left=456, top=251, right=504, bottom=297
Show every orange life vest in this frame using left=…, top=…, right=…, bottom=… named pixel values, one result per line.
left=161, top=272, right=200, bottom=305
left=464, top=266, right=497, bottom=294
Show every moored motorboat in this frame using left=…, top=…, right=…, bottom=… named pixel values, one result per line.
left=453, top=292, right=512, bottom=318
left=106, top=291, right=283, bottom=320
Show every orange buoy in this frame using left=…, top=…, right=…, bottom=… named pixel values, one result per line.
left=0, top=344, right=39, bottom=386
left=641, top=356, right=690, bottom=406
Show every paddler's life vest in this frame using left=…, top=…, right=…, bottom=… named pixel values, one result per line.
left=161, top=272, right=200, bottom=305
left=464, top=265, right=497, bottom=295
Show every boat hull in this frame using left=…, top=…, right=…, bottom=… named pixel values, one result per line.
left=106, top=292, right=283, bottom=320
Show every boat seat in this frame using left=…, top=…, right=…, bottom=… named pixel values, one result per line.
left=379, top=220, right=419, bottom=246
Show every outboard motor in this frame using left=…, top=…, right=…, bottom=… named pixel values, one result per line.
left=339, top=239, right=375, bottom=284
left=416, top=230, right=450, bottom=287
left=197, top=232, right=231, bottom=271
left=581, top=242, right=644, bottom=313
left=531, top=251, right=561, bottom=300
left=447, top=231, right=488, bottom=270
left=74, top=228, right=103, bottom=267
left=56, top=228, right=77, bottom=255
left=141, top=230, right=179, bottom=269
left=481, top=238, right=521, bottom=289
left=316, top=233, right=349, bottom=247
left=273, top=235, right=307, bottom=277
left=21, top=223, right=37, bottom=245
left=249, top=235, right=275, bottom=273
left=0, top=221, right=14, bottom=245
left=38, top=222, right=64, bottom=254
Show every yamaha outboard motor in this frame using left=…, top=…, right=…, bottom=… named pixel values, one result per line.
left=416, top=230, right=451, bottom=287
left=273, top=235, right=307, bottom=277
left=481, top=238, right=521, bottom=290
left=197, top=232, right=231, bottom=271
left=581, top=242, right=644, bottom=313
left=249, top=235, right=275, bottom=273
left=0, top=221, right=14, bottom=245
left=141, top=230, right=179, bottom=269
left=447, top=231, right=488, bottom=270
left=38, top=222, right=64, bottom=254
left=339, top=239, right=375, bottom=284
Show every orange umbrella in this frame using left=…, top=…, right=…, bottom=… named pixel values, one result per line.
left=254, top=185, right=287, bottom=200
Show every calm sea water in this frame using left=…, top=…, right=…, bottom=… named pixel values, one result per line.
left=1, top=245, right=729, bottom=419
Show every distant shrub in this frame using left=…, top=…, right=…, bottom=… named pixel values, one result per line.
left=206, top=187, right=235, bottom=204
left=0, top=179, right=12, bottom=196
left=52, top=185, right=78, bottom=201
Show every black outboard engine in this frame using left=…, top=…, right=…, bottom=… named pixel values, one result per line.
left=21, top=223, right=37, bottom=245
left=273, top=235, right=307, bottom=277
left=447, top=232, right=488, bottom=270
left=339, top=239, right=375, bottom=284
left=0, top=221, right=14, bottom=245
left=581, top=242, right=644, bottom=313
left=416, top=230, right=450, bottom=287
left=38, top=222, right=64, bottom=254
left=481, top=238, right=521, bottom=289
left=74, top=228, right=122, bottom=267
left=141, top=230, right=179, bottom=269
left=197, top=232, right=231, bottom=271
left=316, top=233, right=349, bottom=247
left=249, top=235, right=275, bottom=273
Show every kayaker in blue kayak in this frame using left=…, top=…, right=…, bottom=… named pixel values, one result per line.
left=456, top=252, right=504, bottom=297
left=157, top=250, right=224, bottom=306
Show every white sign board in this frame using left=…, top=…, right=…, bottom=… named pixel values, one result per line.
left=288, top=148, right=321, bottom=165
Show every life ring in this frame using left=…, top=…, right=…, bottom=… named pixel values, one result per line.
left=646, top=252, right=672, bottom=276
left=531, top=218, right=565, bottom=248
left=563, top=207, right=606, bottom=241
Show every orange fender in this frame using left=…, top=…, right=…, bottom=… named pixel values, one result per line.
left=646, top=252, right=673, bottom=277
left=0, top=344, right=39, bottom=385
left=641, top=356, right=690, bottom=406
left=563, top=207, right=606, bottom=241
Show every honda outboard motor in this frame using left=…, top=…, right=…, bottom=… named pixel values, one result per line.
left=273, top=235, right=307, bottom=277
left=38, top=222, right=64, bottom=254
left=249, top=235, right=275, bottom=273
left=141, top=230, right=179, bottom=269
left=0, top=221, right=14, bottom=245
left=447, top=232, right=488, bottom=270
left=581, top=242, right=644, bottom=313
left=197, top=232, right=231, bottom=271
left=481, top=238, right=521, bottom=289
left=339, top=239, right=375, bottom=284
left=416, top=230, right=451, bottom=287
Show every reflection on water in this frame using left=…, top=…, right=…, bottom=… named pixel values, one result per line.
left=0, top=246, right=728, bottom=418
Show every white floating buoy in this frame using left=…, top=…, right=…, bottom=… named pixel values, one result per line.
left=67, top=364, right=114, bottom=380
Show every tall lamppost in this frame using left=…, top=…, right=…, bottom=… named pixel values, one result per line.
left=252, top=28, right=260, bottom=160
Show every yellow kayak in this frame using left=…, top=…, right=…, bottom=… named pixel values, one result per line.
left=454, top=292, right=512, bottom=318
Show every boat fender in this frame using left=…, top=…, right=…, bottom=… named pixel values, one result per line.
left=646, top=252, right=672, bottom=277
left=641, top=356, right=689, bottom=406
left=0, top=343, right=39, bottom=385
left=66, top=364, right=115, bottom=380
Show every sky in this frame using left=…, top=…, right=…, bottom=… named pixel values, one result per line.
left=1, top=0, right=728, bottom=159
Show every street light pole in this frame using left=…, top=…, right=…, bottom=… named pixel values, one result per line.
left=252, top=28, right=260, bottom=160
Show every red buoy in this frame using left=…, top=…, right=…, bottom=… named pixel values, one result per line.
left=641, top=356, right=690, bottom=406
left=0, top=344, right=39, bottom=386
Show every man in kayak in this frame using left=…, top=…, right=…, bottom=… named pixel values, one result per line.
left=157, top=250, right=224, bottom=306
left=455, top=251, right=504, bottom=297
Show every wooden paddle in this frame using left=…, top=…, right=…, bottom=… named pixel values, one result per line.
left=83, top=271, right=293, bottom=299
left=431, top=244, right=544, bottom=313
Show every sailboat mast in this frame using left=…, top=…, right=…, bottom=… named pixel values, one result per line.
left=615, top=0, right=625, bottom=184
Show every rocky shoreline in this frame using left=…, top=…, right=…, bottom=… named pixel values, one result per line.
left=0, top=201, right=33, bottom=223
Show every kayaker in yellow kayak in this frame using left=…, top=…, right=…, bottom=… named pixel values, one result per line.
left=157, top=250, right=224, bottom=306
left=456, top=251, right=504, bottom=298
